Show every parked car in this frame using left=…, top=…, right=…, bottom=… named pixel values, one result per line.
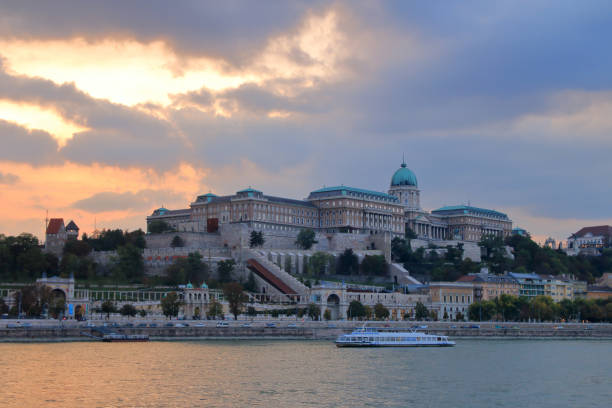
left=265, top=322, right=277, bottom=328
left=137, top=323, right=148, bottom=328
left=216, top=321, right=229, bottom=328
left=241, top=323, right=252, bottom=328
left=149, top=323, right=158, bottom=328
left=470, top=324, right=480, bottom=329
left=327, top=323, right=337, bottom=328
left=194, top=323, right=205, bottom=327
left=174, top=323, right=186, bottom=328
left=124, top=323, right=134, bottom=328
left=287, top=323, right=298, bottom=328
left=165, top=323, right=174, bottom=327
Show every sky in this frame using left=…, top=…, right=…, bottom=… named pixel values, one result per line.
left=0, top=0, right=611, bottom=244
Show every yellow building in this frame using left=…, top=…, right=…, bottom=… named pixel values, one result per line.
left=429, top=282, right=474, bottom=320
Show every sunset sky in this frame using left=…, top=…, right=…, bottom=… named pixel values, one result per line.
left=1, top=1, right=611, bottom=243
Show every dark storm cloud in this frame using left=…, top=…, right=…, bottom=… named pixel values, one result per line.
left=0, top=120, right=60, bottom=165
left=0, top=0, right=326, bottom=66
left=71, top=189, right=186, bottom=213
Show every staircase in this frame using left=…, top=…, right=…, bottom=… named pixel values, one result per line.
left=245, top=250, right=308, bottom=295
left=390, top=263, right=422, bottom=285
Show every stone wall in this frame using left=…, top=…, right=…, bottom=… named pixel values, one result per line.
left=145, top=232, right=224, bottom=250
left=410, top=239, right=482, bottom=262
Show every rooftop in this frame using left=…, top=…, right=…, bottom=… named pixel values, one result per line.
left=309, top=186, right=399, bottom=202
left=432, top=205, right=509, bottom=219
left=46, top=218, right=64, bottom=235
left=570, top=225, right=612, bottom=239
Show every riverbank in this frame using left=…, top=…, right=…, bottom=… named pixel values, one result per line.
left=1, top=320, right=611, bottom=342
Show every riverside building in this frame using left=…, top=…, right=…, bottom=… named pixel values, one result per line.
left=147, top=161, right=512, bottom=242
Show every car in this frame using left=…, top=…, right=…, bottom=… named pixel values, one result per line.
left=194, top=323, right=205, bottom=327
left=149, top=323, right=157, bottom=328
left=165, top=323, right=174, bottom=327
left=216, top=321, right=229, bottom=328
left=1, top=313, right=8, bottom=319
left=511, top=326, right=519, bottom=329
left=265, top=322, right=277, bottom=328
left=241, top=323, right=252, bottom=328
left=137, top=323, right=148, bottom=328
left=470, top=324, right=480, bottom=329
left=22, top=322, right=32, bottom=328
left=124, top=323, right=134, bottom=328
left=449, top=325, right=457, bottom=329
left=327, top=324, right=337, bottom=328
left=86, top=321, right=96, bottom=327
left=287, top=323, right=298, bottom=328
left=174, top=323, right=186, bottom=328
left=554, top=326, right=564, bottom=329
left=418, top=325, right=428, bottom=329
left=7, top=323, right=22, bottom=328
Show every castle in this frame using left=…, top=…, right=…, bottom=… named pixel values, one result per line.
left=148, top=161, right=513, bottom=243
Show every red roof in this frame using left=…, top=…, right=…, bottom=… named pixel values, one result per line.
left=572, top=225, right=612, bottom=238
left=457, top=275, right=477, bottom=282
left=46, top=218, right=64, bottom=234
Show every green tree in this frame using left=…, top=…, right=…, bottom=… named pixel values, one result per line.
left=249, top=231, right=265, bottom=248
left=284, top=256, right=292, bottom=273
left=295, top=229, right=317, bottom=250
left=223, top=282, right=247, bottom=320
left=148, top=220, right=173, bottom=234
left=170, top=235, right=185, bottom=248
left=160, top=292, right=181, bottom=319
left=217, top=259, right=236, bottom=283
left=119, top=304, right=137, bottom=318
left=307, top=303, right=321, bottom=320
left=360, top=255, right=388, bottom=276
left=374, top=303, right=390, bottom=320
left=101, top=300, right=116, bottom=319
left=347, top=300, right=367, bottom=320
left=337, top=248, right=359, bottom=275
left=323, top=309, right=332, bottom=321
left=247, top=306, right=257, bottom=318
left=113, top=243, right=144, bottom=281
left=165, top=252, right=209, bottom=286
left=309, top=252, right=334, bottom=277
left=139, top=309, right=147, bottom=318
left=207, top=299, right=224, bottom=319
left=415, top=301, right=428, bottom=320
left=244, top=271, right=258, bottom=292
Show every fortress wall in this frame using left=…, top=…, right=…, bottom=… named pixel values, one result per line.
left=145, top=232, right=223, bottom=249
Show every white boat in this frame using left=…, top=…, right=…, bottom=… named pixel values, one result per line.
left=335, top=326, right=455, bottom=347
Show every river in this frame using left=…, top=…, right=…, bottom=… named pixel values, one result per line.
left=0, top=339, right=610, bottom=407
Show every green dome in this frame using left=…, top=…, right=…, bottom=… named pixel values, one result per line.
left=200, top=282, right=208, bottom=289
left=186, top=282, right=193, bottom=288
left=391, top=162, right=418, bottom=187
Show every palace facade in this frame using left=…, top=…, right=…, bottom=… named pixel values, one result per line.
left=147, top=161, right=512, bottom=242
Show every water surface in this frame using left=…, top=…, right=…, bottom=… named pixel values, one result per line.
left=0, top=339, right=610, bottom=407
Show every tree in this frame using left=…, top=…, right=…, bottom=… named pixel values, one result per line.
left=148, top=220, right=173, bottom=234
left=223, top=282, right=248, bottom=320
left=284, top=256, right=292, bottom=273
left=160, top=292, right=181, bottom=319
left=347, top=300, right=367, bottom=320
left=415, top=301, right=428, bottom=320
left=0, top=298, right=8, bottom=315
left=101, top=300, right=116, bottom=319
left=455, top=312, right=465, bottom=321
left=244, top=271, right=258, bottom=292
left=307, top=303, right=321, bottom=320
left=217, top=259, right=236, bottom=283
left=207, top=299, right=224, bottom=319
left=249, top=231, right=265, bottom=248
left=360, top=255, right=388, bottom=276
left=309, top=252, right=334, bottom=277
left=295, top=229, right=317, bottom=250
left=139, top=309, right=147, bottom=318
left=165, top=252, right=209, bottom=286
left=113, top=243, right=144, bottom=281
left=374, top=303, right=390, bottom=320
left=323, top=309, right=332, bottom=321
left=120, top=304, right=137, bottom=318
left=337, top=249, right=359, bottom=275
left=63, top=240, right=92, bottom=257
left=247, top=306, right=257, bottom=318
left=170, top=235, right=185, bottom=248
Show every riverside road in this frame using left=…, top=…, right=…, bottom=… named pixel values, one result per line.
left=1, top=320, right=611, bottom=341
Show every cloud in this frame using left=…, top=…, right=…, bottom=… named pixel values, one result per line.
left=0, top=120, right=60, bottom=165
left=71, top=189, right=187, bottom=213
left=0, top=171, right=19, bottom=184
left=0, top=1, right=327, bottom=65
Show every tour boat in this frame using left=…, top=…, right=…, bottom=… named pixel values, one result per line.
left=335, top=326, right=455, bottom=347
